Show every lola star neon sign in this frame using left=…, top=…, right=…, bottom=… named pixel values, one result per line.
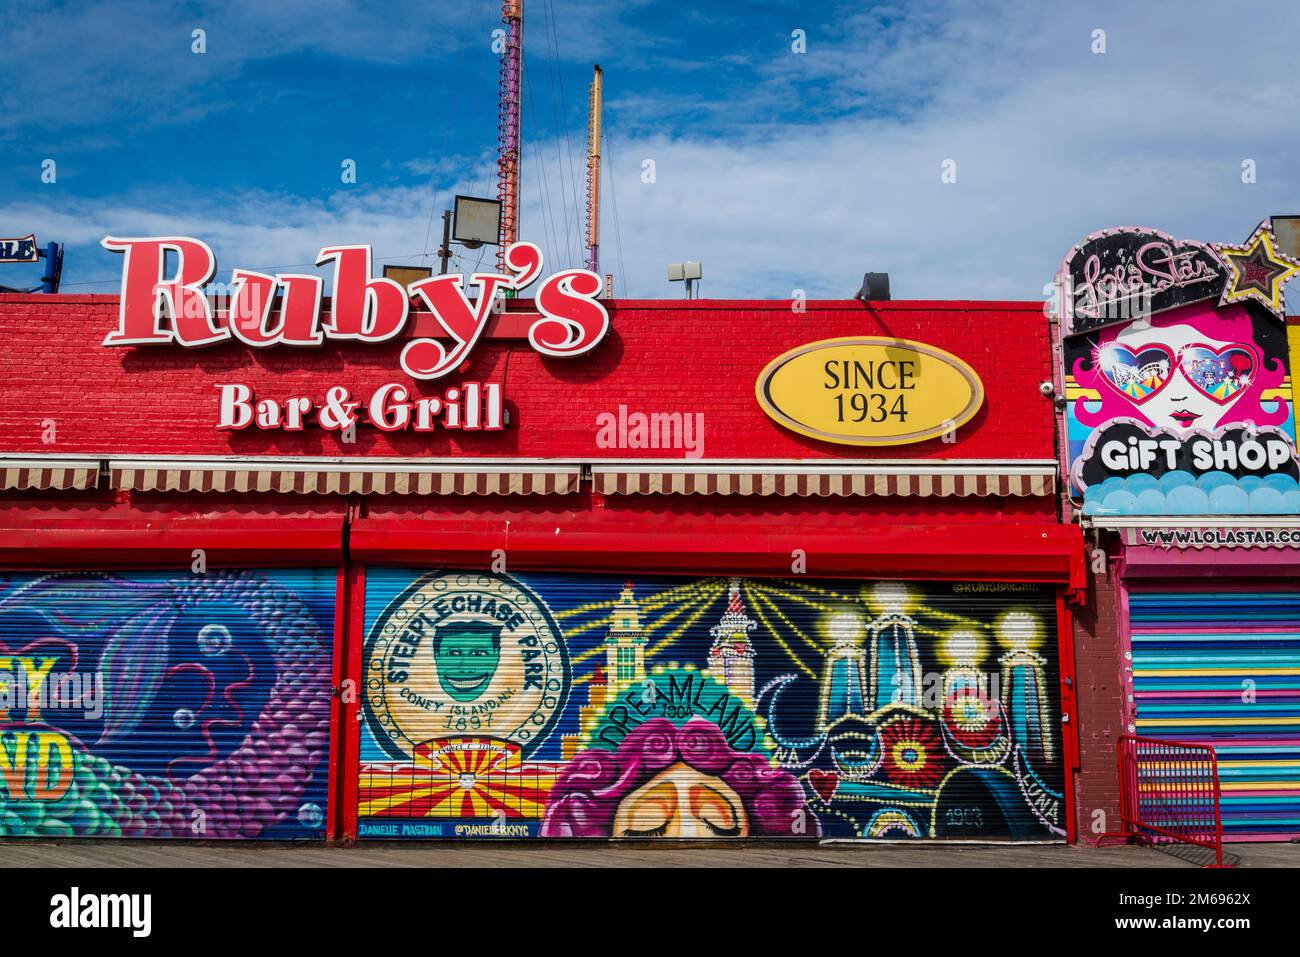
left=99, top=237, right=609, bottom=379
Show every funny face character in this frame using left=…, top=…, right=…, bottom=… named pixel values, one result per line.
left=1100, top=321, right=1258, bottom=433
left=1074, top=301, right=1288, bottom=437
left=432, top=620, right=502, bottom=702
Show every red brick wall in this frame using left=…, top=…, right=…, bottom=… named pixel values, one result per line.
left=0, top=292, right=1094, bottom=843
left=1071, top=531, right=1127, bottom=841
left=0, top=295, right=1055, bottom=465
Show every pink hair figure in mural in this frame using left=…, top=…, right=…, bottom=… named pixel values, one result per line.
left=1072, top=301, right=1287, bottom=435
left=541, top=717, right=818, bottom=838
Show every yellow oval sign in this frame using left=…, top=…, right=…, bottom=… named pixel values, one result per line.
left=755, top=336, right=984, bottom=446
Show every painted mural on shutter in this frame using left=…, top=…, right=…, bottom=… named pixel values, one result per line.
left=359, top=571, right=1064, bottom=840
left=1129, top=586, right=1300, bottom=840
left=0, top=569, right=336, bottom=840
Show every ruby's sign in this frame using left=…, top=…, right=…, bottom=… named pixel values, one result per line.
left=100, top=236, right=608, bottom=435
left=99, top=236, right=609, bottom=378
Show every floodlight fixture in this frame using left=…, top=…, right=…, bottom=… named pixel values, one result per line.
left=667, top=261, right=703, bottom=299
left=453, top=195, right=503, bottom=249
left=1273, top=215, right=1300, bottom=261
left=383, top=264, right=433, bottom=291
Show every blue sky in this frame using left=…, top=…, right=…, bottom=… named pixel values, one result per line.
left=2, top=0, right=1298, bottom=299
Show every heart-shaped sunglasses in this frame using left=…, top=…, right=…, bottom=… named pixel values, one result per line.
left=1098, top=342, right=1258, bottom=404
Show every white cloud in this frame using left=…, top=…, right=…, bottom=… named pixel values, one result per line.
left=6, top=0, right=1299, bottom=301
left=3, top=187, right=456, bottom=290
left=0, top=0, right=480, bottom=135
left=589, top=0, right=1300, bottom=298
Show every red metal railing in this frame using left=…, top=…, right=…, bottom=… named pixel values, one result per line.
left=1096, top=734, right=1226, bottom=866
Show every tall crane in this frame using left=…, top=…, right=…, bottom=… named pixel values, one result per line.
left=584, top=64, right=603, bottom=275
left=497, top=0, right=523, bottom=273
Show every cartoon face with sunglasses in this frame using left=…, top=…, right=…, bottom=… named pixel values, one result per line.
left=1077, top=302, right=1287, bottom=436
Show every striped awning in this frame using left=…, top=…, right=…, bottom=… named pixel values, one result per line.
left=591, top=461, right=1056, bottom=497
left=0, top=458, right=100, bottom=491
left=108, top=459, right=581, bottom=496
left=4, top=456, right=1056, bottom=499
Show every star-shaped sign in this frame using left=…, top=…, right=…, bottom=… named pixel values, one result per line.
left=1215, top=219, right=1300, bottom=318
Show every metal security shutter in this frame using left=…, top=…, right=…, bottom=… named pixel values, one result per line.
left=1128, top=585, right=1300, bottom=841
left=0, top=569, right=336, bottom=840
left=358, top=570, right=1065, bottom=841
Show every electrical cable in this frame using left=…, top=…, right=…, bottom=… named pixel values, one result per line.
left=522, top=52, right=564, bottom=269
left=543, top=0, right=584, bottom=269
left=534, top=0, right=569, bottom=264
left=421, top=0, right=478, bottom=261
left=602, top=125, right=628, bottom=297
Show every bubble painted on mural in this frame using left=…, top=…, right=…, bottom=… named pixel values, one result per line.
left=197, top=623, right=233, bottom=656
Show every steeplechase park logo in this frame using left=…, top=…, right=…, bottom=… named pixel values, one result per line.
left=362, top=572, right=570, bottom=759
left=98, top=236, right=610, bottom=433
left=49, top=887, right=151, bottom=938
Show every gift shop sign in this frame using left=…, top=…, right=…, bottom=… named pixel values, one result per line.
left=1057, top=225, right=1300, bottom=516
left=99, top=236, right=608, bottom=433
left=755, top=337, right=984, bottom=446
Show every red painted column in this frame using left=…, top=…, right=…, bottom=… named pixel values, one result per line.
left=336, top=560, right=367, bottom=842
left=326, top=565, right=349, bottom=841
left=1055, top=593, right=1080, bottom=843
left=1070, top=531, right=1127, bottom=842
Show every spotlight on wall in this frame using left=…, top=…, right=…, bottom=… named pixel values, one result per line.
left=855, top=272, right=891, bottom=301
left=431, top=195, right=503, bottom=275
